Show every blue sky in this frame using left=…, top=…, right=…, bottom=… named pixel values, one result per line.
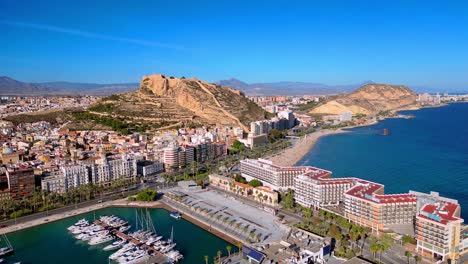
left=1, top=0, right=468, bottom=91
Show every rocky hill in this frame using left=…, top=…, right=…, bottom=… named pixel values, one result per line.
left=86, top=74, right=269, bottom=132
left=310, top=84, right=418, bottom=115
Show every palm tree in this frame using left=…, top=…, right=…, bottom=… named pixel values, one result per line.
left=380, top=234, right=394, bottom=260
left=405, top=251, right=413, bottom=264
left=237, top=241, right=243, bottom=252
left=229, top=219, right=235, bottom=229
left=349, top=231, right=359, bottom=250
left=204, top=255, right=209, bottom=264
left=226, top=245, right=232, bottom=257
left=217, top=250, right=222, bottom=264
left=256, top=233, right=262, bottom=242
left=369, top=242, right=380, bottom=260
left=414, top=255, right=422, bottom=264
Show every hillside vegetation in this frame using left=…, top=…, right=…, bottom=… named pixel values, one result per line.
left=86, top=74, right=269, bottom=132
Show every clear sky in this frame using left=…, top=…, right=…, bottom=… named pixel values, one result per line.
left=1, top=0, right=468, bottom=90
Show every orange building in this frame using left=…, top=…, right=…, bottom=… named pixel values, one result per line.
left=414, top=193, right=464, bottom=261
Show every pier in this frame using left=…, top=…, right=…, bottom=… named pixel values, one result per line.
left=93, top=220, right=170, bottom=264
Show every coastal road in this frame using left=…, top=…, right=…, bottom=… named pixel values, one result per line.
left=0, top=182, right=175, bottom=228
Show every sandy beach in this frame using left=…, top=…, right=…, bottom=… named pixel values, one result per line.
left=268, top=128, right=350, bottom=167
left=267, top=119, right=384, bottom=167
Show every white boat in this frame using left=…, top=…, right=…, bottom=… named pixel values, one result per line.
left=116, top=249, right=145, bottom=262
left=119, top=254, right=149, bottom=264
left=117, top=250, right=147, bottom=264
left=88, top=235, right=114, bottom=245
left=0, top=247, right=13, bottom=257
left=166, top=250, right=184, bottom=262
left=119, top=225, right=131, bottom=233
left=169, top=211, right=182, bottom=219
left=160, top=242, right=176, bottom=253
left=103, top=240, right=126, bottom=251
left=109, top=244, right=135, bottom=260
left=0, top=235, right=14, bottom=257
left=145, top=235, right=163, bottom=246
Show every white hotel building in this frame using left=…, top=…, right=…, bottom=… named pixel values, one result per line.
left=42, top=164, right=90, bottom=193
left=90, top=155, right=137, bottom=184
left=240, top=158, right=313, bottom=191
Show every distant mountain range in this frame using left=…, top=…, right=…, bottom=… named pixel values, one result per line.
left=1, top=75, right=458, bottom=97
left=215, top=78, right=460, bottom=95
left=0, top=76, right=138, bottom=96
left=215, top=78, right=376, bottom=95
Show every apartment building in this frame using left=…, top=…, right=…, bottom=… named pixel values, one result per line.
left=163, top=143, right=225, bottom=170
left=41, top=174, right=66, bottom=193
left=412, top=191, right=465, bottom=261
left=137, top=160, right=164, bottom=177
left=90, top=155, right=137, bottom=184
left=5, top=163, right=35, bottom=199
left=344, top=181, right=417, bottom=233
left=61, top=164, right=89, bottom=190
left=163, top=144, right=179, bottom=169
left=294, top=172, right=353, bottom=208
left=0, top=167, right=9, bottom=200
left=240, top=159, right=311, bottom=190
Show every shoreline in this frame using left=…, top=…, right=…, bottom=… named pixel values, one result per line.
left=266, top=106, right=437, bottom=167
left=0, top=199, right=240, bottom=247
left=267, top=126, right=362, bottom=167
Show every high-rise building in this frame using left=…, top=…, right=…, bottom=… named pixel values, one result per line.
left=412, top=191, right=465, bottom=261
left=294, top=172, right=353, bottom=208
left=90, top=156, right=137, bottom=184
left=278, top=110, right=295, bottom=129
left=5, top=163, right=35, bottom=199
left=344, top=183, right=417, bottom=233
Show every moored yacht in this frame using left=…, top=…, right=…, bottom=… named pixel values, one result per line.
left=88, top=234, right=114, bottom=246
left=103, top=239, right=126, bottom=251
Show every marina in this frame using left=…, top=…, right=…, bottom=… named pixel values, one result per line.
left=67, top=212, right=183, bottom=263
left=1, top=207, right=234, bottom=264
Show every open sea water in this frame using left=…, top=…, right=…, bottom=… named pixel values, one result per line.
left=298, top=102, right=468, bottom=220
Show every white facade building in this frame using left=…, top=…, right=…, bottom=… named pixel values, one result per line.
left=240, top=158, right=310, bottom=190
left=90, top=156, right=137, bottom=184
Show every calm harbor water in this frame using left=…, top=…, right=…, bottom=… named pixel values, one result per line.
left=1, top=207, right=234, bottom=264
left=298, top=102, right=468, bottom=220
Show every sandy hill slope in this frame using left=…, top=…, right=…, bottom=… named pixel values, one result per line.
left=310, top=84, right=418, bottom=115
left=88, top=74, right=269, bottom=132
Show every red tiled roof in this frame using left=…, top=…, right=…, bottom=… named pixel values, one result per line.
left=234, top=181, right=252, bottom=189
left=418, top=202, right=461, bottom=225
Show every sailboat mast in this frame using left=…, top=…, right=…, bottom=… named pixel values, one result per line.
left=170, top=226, right=174, bottom=243
left=135, top=208, right=138, bottom=230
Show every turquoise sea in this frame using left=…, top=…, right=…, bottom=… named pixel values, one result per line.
left=298, top=102, right=468, bottom=220
left=1, top=207, right=234, bottom=264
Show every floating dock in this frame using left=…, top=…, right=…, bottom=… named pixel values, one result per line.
left=94, top=220, right=172, bottom=264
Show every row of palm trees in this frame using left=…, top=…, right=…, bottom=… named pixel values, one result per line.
left=1, top=178, right=137, bottom=220
left=203, top=245, right=235, bottom=264
left=369, top=234, right=394, bottom=262
left=167, top=193, right=265, bottom=243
